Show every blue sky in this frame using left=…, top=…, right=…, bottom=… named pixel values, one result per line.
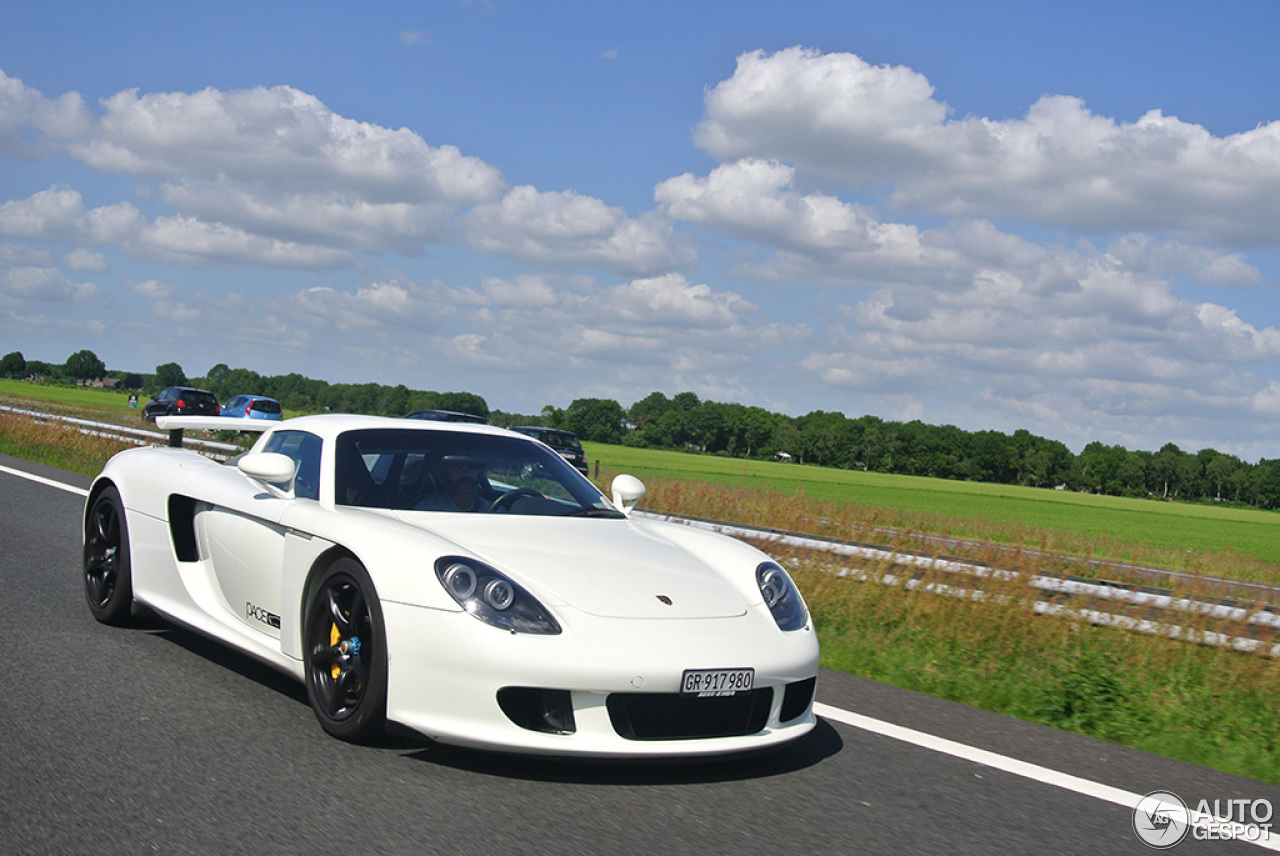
left=3, top=1, right=1280, bottom=460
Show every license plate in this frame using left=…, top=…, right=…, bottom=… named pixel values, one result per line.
left=681, top=668, right=754, bottom=697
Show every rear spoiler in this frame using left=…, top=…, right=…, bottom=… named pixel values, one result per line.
left=155, top=415, right=273, bottom=448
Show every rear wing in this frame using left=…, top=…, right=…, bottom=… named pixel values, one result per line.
left=154, top=415, right=273, bottom=448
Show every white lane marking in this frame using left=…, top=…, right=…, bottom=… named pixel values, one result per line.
left=4, top=465, right=1275, bottom=848
left=0, top=463, right=89, bottom=497
left=816, top=702, right=1278, bottom=850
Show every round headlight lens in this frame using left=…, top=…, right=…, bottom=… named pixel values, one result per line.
left=442, top=562, right=477, bottom=599
left=759, top=566, right=788, bottom=608
left=484, top=578, right=514, bottom=611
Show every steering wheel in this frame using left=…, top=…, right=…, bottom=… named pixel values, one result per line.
left=487, top=488, right=542, bottom=513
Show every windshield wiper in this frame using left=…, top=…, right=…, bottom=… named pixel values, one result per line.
left=564, top=507, right=626, bottom=518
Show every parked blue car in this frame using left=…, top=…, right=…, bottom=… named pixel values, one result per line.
left=221, top=395, right=283, bottom=420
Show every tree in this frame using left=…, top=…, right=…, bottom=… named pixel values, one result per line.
left=732, top=406, right=777, bottom=458
left=628, top=391, right=672, bottom=429
left=436, top=391, right=489, bottom=419
left=672, top=391, right=701, bottom=412
left=0, top=351, right=26, bottom=378
left=1250, top=459, right=1280, bottom=509
left=155, top=362, right=187, bottom=388
left=564, top=398, right=626, bottom=443
left=649, top=409, right=689, bottom=448
left=1204, top=452, right=1243, bottom=502
left=65, top=349, right=106, bottom=382
left=1151, top=442, right=1185, bottom=499
left=540, top=405, right=566, bottom=429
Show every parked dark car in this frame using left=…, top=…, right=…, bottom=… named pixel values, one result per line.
left=222, top=394, right=283, bottom=421
left=142, top=387, right=221, bottom=422
left=509, top=426, right=590, bottom=476
left=404, top=409, right=489, bottom=424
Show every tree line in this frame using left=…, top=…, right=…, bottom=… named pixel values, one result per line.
left=7, top=349, right=1280, bottom=510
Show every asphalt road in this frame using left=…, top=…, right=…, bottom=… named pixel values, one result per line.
left=2, top=454, right=1276, bottom=855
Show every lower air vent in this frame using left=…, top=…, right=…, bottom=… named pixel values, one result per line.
left=607, top=688, right=772, bottom=740
left=497, top=687, right=576, bottom=734
left=780, top=677, right=817, bottom=723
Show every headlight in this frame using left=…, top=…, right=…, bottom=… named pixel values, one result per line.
left=436, top=557, right=560, bottom=635
left=757, top=561, right=808, bottom=631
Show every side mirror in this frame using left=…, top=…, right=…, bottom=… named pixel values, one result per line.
left=610, top=474, right=646, bottom=516
left=238, top=452, right=297, bottom=498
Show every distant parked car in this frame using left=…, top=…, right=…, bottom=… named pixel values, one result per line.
left=222, top=395, right=283, bottom=421
left=509, top=426, right=590, bottom=476
left=404, top=409, right=488, bottom=424
left=142, top=387, right=220, bottom=422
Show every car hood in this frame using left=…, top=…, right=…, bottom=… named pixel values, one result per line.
left=392, top=512, right=751, bottom=620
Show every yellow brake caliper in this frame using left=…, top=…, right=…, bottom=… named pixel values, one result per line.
left=329, top=610, right=362, bottom=691
left=330, top=621, right=342, bottom=681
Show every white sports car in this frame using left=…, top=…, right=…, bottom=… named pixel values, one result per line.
left=83, top=414, right=819, bottom=757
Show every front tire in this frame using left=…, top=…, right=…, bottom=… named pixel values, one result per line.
left=304, top=558, right=388, bottom=742
left=83, top=486, right=134, bottom=625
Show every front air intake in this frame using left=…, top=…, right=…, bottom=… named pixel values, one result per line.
left=606, top=689, right=772, bottom=740
left=497, top=687, right=576, bottom=734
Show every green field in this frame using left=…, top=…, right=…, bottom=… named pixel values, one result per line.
left=0, top=378, right=138, bottom=413
left=584, top=442, right=1280, bottom=572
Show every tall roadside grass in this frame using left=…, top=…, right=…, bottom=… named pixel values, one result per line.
left=791, top=555, right=1280, bottom=784
left=0, top=411, right=136, bottom=475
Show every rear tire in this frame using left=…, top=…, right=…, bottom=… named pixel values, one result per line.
left=304, top=558, right=388, bottom=742
left=83, top=486, right=134, bottom=625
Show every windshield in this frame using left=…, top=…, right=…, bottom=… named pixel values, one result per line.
left=334, top=428, right=620, bottom=517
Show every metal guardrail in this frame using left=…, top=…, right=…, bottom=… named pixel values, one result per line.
left=637, top=510, right=1280, bottom=658
left=1, top=404, right=243, bottom=458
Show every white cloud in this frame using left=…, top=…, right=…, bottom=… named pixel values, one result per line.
left=0, top=243, right=52, bottom=266
left=465, top=185, right=695, bottom=274
left=160, top=179, right=460, bottom=252
left=130, top=279, right=175, bottom=300
left=695, top=47, right=1280, bottom=248
left=0, top=266, right=97, bottom=302
left=1, top=81, right=509, bottom=267
left=77, top=84, right=503, bottom=202
left=657, top=159, right=957, bottom=286
left=64, top=248, right=107, bottom=272
left=604, top=273, right=756, bottom=328
left=0, top=186, right=143, bottom=244
left=132, top=216, right=353, bottom=269
left=0, top=70, right=92, bottom=157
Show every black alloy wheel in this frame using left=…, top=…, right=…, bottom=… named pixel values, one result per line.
left=304, top=558, right=388, bottom=742
left=83, top=485, right=134, bottom=625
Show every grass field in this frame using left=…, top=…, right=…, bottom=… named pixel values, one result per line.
left=583, top=442, right=1280, bottom=580
left=0, top=378, right=139, bottom=417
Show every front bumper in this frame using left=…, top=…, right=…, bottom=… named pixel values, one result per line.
left=382, top=601, right=819, bottom=757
